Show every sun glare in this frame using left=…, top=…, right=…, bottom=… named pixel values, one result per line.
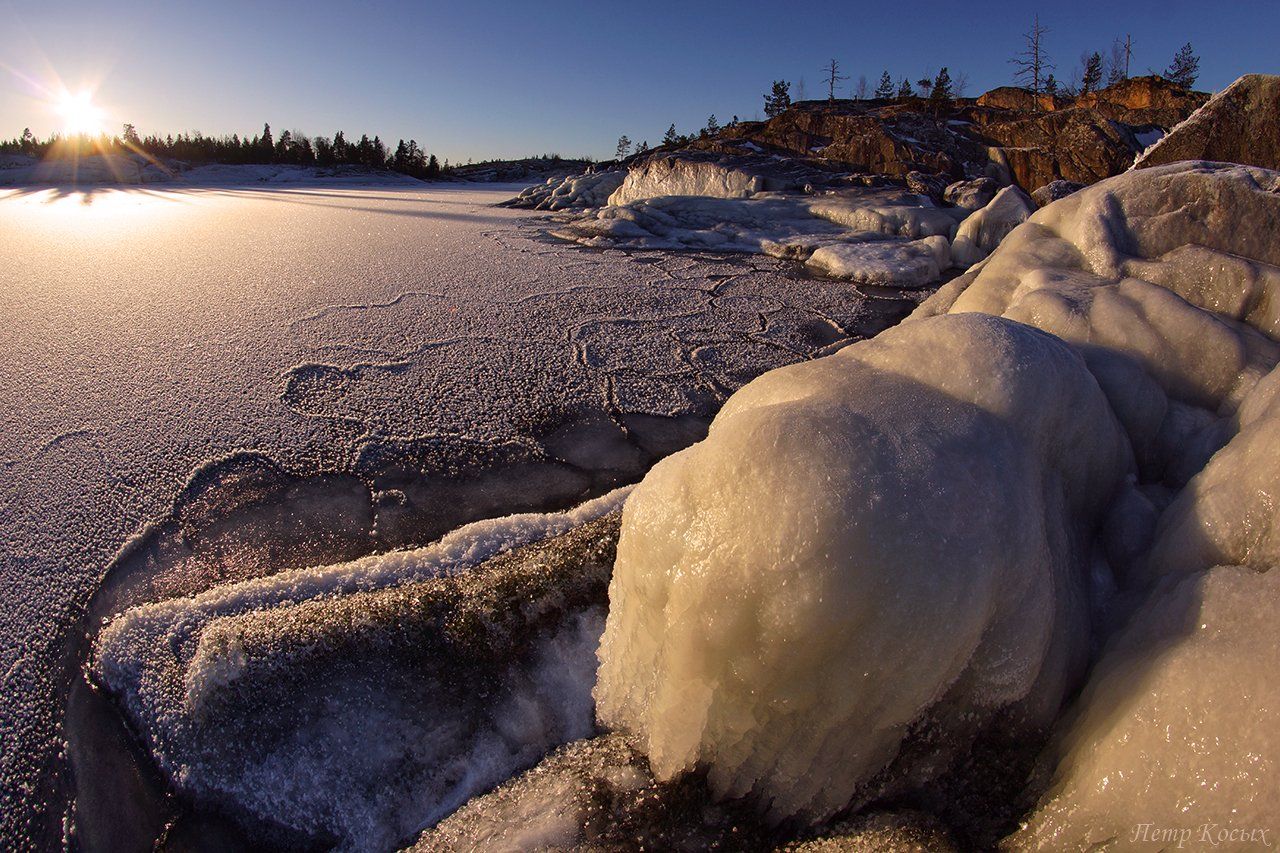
left=55, top=90, right=106, bottom=136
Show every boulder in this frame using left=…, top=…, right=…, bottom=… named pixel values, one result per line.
left=905, top=170, right=949, bottom=201
left=1134, top=74, right=1280, bottom=172
left=944, top=177, right=999, bottom=211
left=977, top=86, right=1065, bottom=112
left=1030, top=179, right=1085, bottom=207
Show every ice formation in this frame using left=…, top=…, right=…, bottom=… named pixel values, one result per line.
left=595, top=312, right=1132, bottom=822
left=1010, top=564, right=1279, bottom=850
left=93, top=491, right=628, bottom=849
left=553, top=186, right=969, bottom=284
left=948, top=185, right=1034, bottom=267
left=505, top=169, right=625, bottom=211
left=596, top=161, right=1280, bottom=831
left=804, top=235, right=951, bottom=287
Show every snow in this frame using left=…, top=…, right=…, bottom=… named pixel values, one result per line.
left=0, top=183, right=918, bottom=848
left=553, top=187, right=966, bottom=286
left=594, top=312, right=1132, bottom=823
left=948, top=185, right=1035, bottom=268
left=1132, top=126, right=1165, bottom=150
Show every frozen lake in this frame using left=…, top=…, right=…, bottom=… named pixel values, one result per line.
left=0, top=183, right=916, bottom=846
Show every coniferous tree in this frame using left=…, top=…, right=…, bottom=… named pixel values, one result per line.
left=875, top=71, right=895, bottom=99
left=704, top=114, right=719, bottom=135
left=1164, top=43, right=1200, bottom=89
left=260, top=123, right=274, bottom=161
left=1044, top=74, right=1058, bottom=96
left=764, top=80, right=792, bottom=117
left=615, top=135, right=632, bottom=159
left=930, top=67, right=954, bottom=101
left=897, top=78, right=914, bottom=99
left=1081, top=52, right=1104, bottom=94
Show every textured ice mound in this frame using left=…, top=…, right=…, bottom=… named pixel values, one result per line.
left=948, top=185, right=1035, bottom=268
left=506, top=169, right=625, bottom=211
left=595, top=312, right=1132, bottom=823
left=93, top=490, right=629, bottom=850
left=1011, top=564, right=1280, bottom=850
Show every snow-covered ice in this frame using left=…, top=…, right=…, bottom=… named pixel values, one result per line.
left=0, top=182, right=916, bottom=848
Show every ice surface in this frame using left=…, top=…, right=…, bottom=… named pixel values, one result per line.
left=0, top=184, right=917, bottom=847
left=94, top=499, right=625, bottom=849
left=595, top=313, right=1132, bottom=823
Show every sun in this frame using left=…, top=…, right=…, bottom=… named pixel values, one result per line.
left=55, top=90, right=106, bottom=136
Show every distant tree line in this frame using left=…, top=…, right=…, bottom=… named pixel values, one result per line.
left=0, top=122, right=448, bottom=179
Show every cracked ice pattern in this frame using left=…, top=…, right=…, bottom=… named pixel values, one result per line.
left=0, top=183, right=916, bottom=847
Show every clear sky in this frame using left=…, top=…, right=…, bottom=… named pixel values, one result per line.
left=2, top=0, right=1277, bottom=163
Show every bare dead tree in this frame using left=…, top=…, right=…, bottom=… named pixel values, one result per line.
left=823, top=59, right=849, bottom=102
left=854, top=74, right=869, bottom=100
left=1010, top=15, right=1055, bottom=97
left=953, top=70, right=970, bottom=98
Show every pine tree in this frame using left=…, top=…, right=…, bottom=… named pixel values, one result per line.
left=875, top=70, right=895, bottom=99
left=930, top=67, right=954, bottom=101
left=897, top=78, right=914, bottom=99
left=663, top=123, right=679, bottom=145
left=426, top=154, right=440, bottom=178
left=121, top=123, right=140, bottom=145
left=1165, top=42, right=1200, bottom=89
left=260, top=123, right=274, bottom=161
left=1044, top=74, right=1058, bottom=96
left=764, top=80, right=792, bottom=117
left=1081, top=52, right=1103, bottom=94
left=615, top=135, right=632, bottom=159
left=704, top=114, right=720, bottom=135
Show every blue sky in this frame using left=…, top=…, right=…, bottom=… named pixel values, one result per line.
left=2, top=0, right=1277, bottom=162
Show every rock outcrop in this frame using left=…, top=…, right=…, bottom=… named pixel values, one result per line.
left=1134, top=74, right=1280, bottom=172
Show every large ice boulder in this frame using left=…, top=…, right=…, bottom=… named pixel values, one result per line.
left=594, top=312, right=1132, bottom=823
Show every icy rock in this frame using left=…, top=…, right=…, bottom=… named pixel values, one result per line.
left=949, top=185, right=1035, bottom=268
left=594, top=312, right=1132, bottom=824
left=805, top=235, right=951, bottom=287
left=1134, top=74, right=1280, bottom=172
left=1009, top=564, right=1280, bottom=851
left=904, top=170, right=948, bottom=202
left=407, top=733, right=775, bottom=851
left=943, top=177, right=999, bottom=211
left=93, top=493, right=628, bottom=850
left=1028, top=179, right=1084, bottom=207
left=505, top=169, right=625, bottom=211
